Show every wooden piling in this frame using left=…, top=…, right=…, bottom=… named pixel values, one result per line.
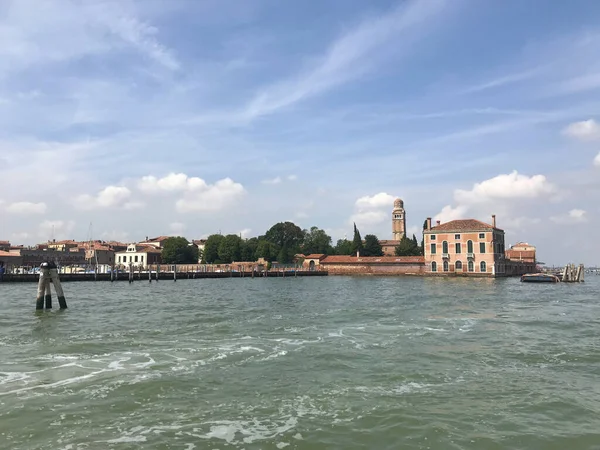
left=156, top=264, right=160, bottom=282
left=138, top=266, right=141, bottom=280
left=36, top=267, right=50, bottom=310
left=128, top=264, right=133, bottom=284
left=110, top=265, right=114, bottom=282
left=49, top=268, right=67, bottom=309
left=148, top=267, right=152, bottom=283
left=173, top=265, right=177, bottom=282
left=44, top=279, right=52, bottom=309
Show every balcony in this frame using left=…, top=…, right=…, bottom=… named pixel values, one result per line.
left=467, top=253, right=475, bottom=259
left=442, top=253, right=450, bottom=259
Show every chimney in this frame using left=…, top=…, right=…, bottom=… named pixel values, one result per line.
left=436, top=220, right=441, bottom=226
left=426, top=217, right=432, bottom=230
left=492, top=214, right=496, bottom=228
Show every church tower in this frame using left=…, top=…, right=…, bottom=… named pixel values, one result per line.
left=392, top=198, right=406, bottom=241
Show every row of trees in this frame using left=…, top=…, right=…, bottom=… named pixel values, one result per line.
left=160, top=221, right=425, bottom=264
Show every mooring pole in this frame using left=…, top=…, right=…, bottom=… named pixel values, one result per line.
left=156, top=264, right=160, bottom=282
left=111, top=265, right=114, bottom=282
left=35, top=265, right=50, bottom=310
left=50, top=267, right=68, bottom=309
left=173, top=264, right=177, bottom=282
left=44, top=279, right=52, bottom=309
left=148, top=266, right=152, bottom=283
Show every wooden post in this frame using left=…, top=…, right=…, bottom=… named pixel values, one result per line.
left=128, top=264, right=133, bottom=284
left=44, top=279, right=52, bottom=309
left=173, top=264, right=177, bottom=282
left=49, top=267, right=67, bottom=309
left=138, top=266, right=141, bottom=280
left=110, top=265, right=114, bottom=282
left=156, top=264, right=160, bottom=282
left=148, top=266, right=152, bottom=283
left=36, top=266, right=50, bottom=310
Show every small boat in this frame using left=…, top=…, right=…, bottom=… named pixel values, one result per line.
left=520, top=273, right=561, bottom=283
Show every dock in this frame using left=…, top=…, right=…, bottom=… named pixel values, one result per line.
left=522, top=264, right=585, bottom=283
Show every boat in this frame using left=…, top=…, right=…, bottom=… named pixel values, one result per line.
left=520, top=273, right=561, bottom=283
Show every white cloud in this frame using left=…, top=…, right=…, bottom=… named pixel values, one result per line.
left=594, top=152, right=600, bottom=167
left=169, top=222, right=186, bottom=235
left=287, top=174, right=298, bottom=181
left=355, top=192, right=396, bottom=209
left=454, top=171, right=555, bottom=204
left=435, top=172, right=556, bottom=224
left=175, top=178, right=245, bottom=213
left=75, top=186, right=133, bottom=210
left=261, top=176, right=282, bottom=185
left=550, top=209, right=588, bottom=224
left=138, top=173, right=207, bottom=193
left=5, top=201, right=47, bottom=214
left=244, top=0, right=448, bottom=118
left=562, top=119, right=600, bottom=141
left=239, top=228, right=252, bottom=239
left=38, top=220, right=76, bottom=240
left=350, top=210, right=388, bottom=227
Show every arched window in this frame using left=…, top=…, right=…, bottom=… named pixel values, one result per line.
left=443, top=260, right=449, bottom=272
left=480, top=261, right=487, bottom=273
left=467, top=240, right=473, bottom=253
left=442, top=241, right=448, bottom=254
left=468, top=260, right=474, bottom=272
left=455, top=260, right=462, bottom=271
left=431, top=261, right=437, bottom=272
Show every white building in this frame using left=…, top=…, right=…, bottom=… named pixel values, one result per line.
left=114, top=244, right=162, bottom=269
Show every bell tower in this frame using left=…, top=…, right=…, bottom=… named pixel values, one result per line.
left=392, top=198, right=406, bottom=241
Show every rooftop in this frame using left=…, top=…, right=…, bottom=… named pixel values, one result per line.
left=426, top=219, right=503, bottom=233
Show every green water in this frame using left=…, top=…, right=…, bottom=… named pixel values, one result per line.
left=1, top=276, right=599, bottom=450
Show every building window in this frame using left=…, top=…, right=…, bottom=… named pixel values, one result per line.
left=430, top=243, right=436, bottom=254
left=455, top=260, right=463, bottom=271
left=480, top=242, right=485, bottom=253
left=442, top=241, right=448, bottom=254
left=129, top=256, right=132, bottom=262
left=467, top=240, right=473, bottom=254
left=480, top=261, right=487, bottom=272
left=141, top=256, right=144, bottom=263
left=430, top=235, right=436, bottom=240
left=443, top=260, right=449, bottom=272
left=454, top=234, right=460, bottom=239
left=135, top=255, right=138, bottom=263
left=431, top=261, right=437, bottom=272
left=479, top=233, right=485, bottom=239
left=468, top=260, right=474, bottom=272
left=455, top=242, right=461, bottom=254
left=394, top=214, right=401, bottom=219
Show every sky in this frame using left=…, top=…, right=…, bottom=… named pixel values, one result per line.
left=1, top=0, right=599, bottom=266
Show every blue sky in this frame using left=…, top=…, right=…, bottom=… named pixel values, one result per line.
left=1, top=0, right=600, bottom=265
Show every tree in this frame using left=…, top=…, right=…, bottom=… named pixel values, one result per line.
left=395, top=235, right=420, bottom=256
left=334, top=239, right=353, bottom=255
left=161, top=237, right=199, bottom=264
left=241, top=237, right=259, bottom=262
left=218, top=234, right=243, bottom=263
left=363, top=234, right=384, bottom=256
left=264, top=221, right=304, bottom=252
left=202, top=234, right=224, bottom=263
left=350, top=223, right=364, bottom=256
left=302, top=226, right=333, bottom=255
left=255, top=239, right=278, bottom=262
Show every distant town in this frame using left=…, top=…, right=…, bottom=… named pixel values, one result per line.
left=0, top=198, right=538, bottom=278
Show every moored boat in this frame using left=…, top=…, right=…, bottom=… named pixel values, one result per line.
left=520, top=273, right=561, bottom=283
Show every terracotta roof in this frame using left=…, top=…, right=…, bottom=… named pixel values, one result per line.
left=192, top=239, right=207, bottom=245
left=146, top=236, right=169, bottom=242
left=0, top=240, right=10, bottom=245
left=136, top=245, right=162, bottom=253
left=305, top=253, right=326, bottom=260
left=321, top=256, right=424, bottom=264
left=49, top=240, right=78, bottom=244
left=505, top=250, right=536, bottom=259
left=426, top=219, right=503, bottom=233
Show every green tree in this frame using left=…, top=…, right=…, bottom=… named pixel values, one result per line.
left=218, top=234, right=243, bottom=263
left=363, top=234, right=384, bottom=256
left=255, top=239, right=278, bottom=262
left=241, top=237, right=259, bottom=262
left=350, top=223, right=364, bottom=256
left=161, top=237, right=199, bottom=264
left=301, top=226, right=333, bottom=255
left=395, top=235, right=420, bottom=256
left=334, top=239, right=353, bottom=255
left=264, top=222, right=304, bottom=253
left=202, top=234, right=224, bottom=263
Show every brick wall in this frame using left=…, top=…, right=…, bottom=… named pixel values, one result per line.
left=321, top=262, right=425, bottom=275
